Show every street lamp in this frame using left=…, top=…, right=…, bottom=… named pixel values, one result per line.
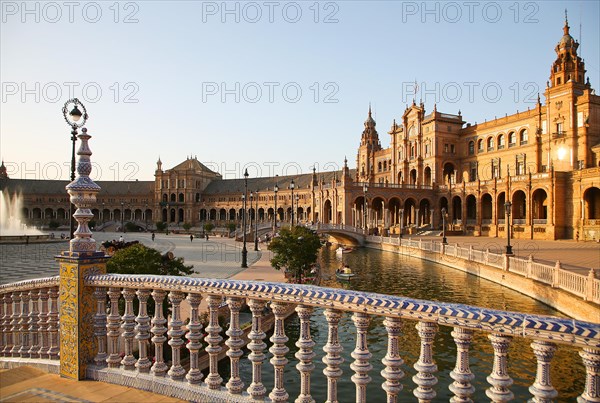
left=363, top=183, right=368, bottom=232
left=400, top=209, right=404, bottom=238
left=102, top=202, right=105, bottom=227
left=250, top=191, right=254, bottom=239
left=254, top=190, right=259, bottom=251
left=295, top=194, right=299, bottom=225
left=441, top=207, right=448, bottom=244
left=120, top=202, right=124, bottom=232
left=273, top=183, right=279, bottom=234
left=505, top=201, right=513, bottom=254
left=290, top=179, right=295, bottom=226
left=145, top=203, right=148, bottom=230
left=241, top=169, right=249, bottom=268
left=62, top=98, right=88, bottom=239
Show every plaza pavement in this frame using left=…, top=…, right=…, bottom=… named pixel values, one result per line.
left=1, top=232, right=597, bottom=286
left=0, top=232, right=265, bottom=285
left=406, top=234, right=599, bottom=275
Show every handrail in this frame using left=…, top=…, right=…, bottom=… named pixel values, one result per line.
left=83, top=273, right=599, bottom=348
left=0, top=276, right=59, bottom=293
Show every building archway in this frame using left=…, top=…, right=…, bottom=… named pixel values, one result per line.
left=219, top=209, right=226, bottom=221
left=511, top=190, right=527, bottom=221
left=162, top=209, right=167, bottom=222
left=209, top=209, right=217, bottom=220
left=481, top=194, right=493, bottom=222
left=532, top=189, right=548, bottom=220
left=229, top=209, right=236, bottom=221
left=199, top=209, right=207, bottom=221
left=170, top=208, right=176, bottom=223
left=323, top=200, right=332, bottom=223
left=583, top=187, right=600, bottom=220
left=497, top=192, right=506, bottom=222
left=451, top=196, right=462, bottom=224
left=424, top=166, right=432, bottom=186
left=403, top=198, right=417, bottom=226
left=371, top=197, right=385, bottom=228
left=388, top=197, right=402, bottom=226
left=178, top=208, right=184, bottom=223
left=443, top=163, right=455, bottom=185
left=466, top=195, right=477, bottom=224
left=418, top=198, right=431, bottom=226
left=409, top=169, right=417, bottom=185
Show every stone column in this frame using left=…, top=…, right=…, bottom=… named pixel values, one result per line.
left=56, top=127, right=108, bottom=380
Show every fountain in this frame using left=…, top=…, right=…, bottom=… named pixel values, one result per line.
left=0, top=190, right=48, bottom=243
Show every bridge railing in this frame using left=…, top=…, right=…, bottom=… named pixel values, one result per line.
left=369, top=237, right=600, bottom=305
left=1, top=273, right=599, bottom=402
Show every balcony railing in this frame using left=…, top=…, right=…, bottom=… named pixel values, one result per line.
left=1, top=272, right=598, bottom=402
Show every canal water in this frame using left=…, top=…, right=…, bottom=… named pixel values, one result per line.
left=225, top=246, right=585, bottom=401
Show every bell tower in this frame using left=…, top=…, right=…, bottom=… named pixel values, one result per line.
left=549, top=11, right=586, bottom=88
left=356, top=105, right=381, bottom=182
left=543, top=10, right=595, bottom=172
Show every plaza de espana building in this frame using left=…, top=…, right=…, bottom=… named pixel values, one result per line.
left=2, top=18, right=600, bottom=241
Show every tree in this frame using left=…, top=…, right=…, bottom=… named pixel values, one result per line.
left=204, top=223, right=214, bottom=233
left=182, top=222, right=192, bottom=231
left=155, top=221, right=167, bottom=231
left=48, top=220, right=60, bottom=230
left=107, top=243, right=193, bottom=276
left=227, top=222, right=236, bottom=234
left=267, top=226, right=321, bottom=283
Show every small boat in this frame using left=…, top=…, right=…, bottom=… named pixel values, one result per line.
left=335, top=246, right=353, bottom=256
left=336, top=272, right=356, bottom=280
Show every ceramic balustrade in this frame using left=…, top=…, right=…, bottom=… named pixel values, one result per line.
left=1, top=273, right=599, bottom=402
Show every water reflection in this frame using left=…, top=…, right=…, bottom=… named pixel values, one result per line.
left=219, top=246, right=584, bottom=401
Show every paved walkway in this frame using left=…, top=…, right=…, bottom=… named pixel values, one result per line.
left=0, top=232, right=263, bottom=285
left=405, top=234, right=599, bottom=275
left=0, top=366, right=184, bottom=402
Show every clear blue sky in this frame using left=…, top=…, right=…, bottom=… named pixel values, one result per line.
left=1, top=1, right=599, bottom=181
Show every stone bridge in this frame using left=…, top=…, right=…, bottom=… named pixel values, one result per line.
left=308, top=223, right=366, bottom=246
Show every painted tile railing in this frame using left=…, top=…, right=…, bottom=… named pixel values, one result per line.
left=0, top=276, right=61, bottom=367
left=2, top=274, right=599, bottom=402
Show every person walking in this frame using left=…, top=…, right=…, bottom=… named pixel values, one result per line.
left=190, top=234, right=194, bottom=242
left=151, top=232, right=155, bottom=242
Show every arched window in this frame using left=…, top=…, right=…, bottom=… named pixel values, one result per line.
left=378, top=162, right=382, bottom=172
left=498, top=134, right=505, bottom=149
left=477, top=139, right=484, bottom=152
left=487, top=137, right=494, bottom=151
left=383, top=161, right=387, bottom=171
left=509, top=132, right=516, bottom=146
left=178, top=193, right=184, bottom=202
left=468, top=141, right=475, bottom=155
left=520, top=129, right=528, bottom=145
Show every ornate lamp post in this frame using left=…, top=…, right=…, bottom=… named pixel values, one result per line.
left=241, top=169, right=249, bottom=268
left=254, top=190, right=259, bottom=251
left=273, top=183, right=279, bottom=234
left=363, top=183, right=368, bottom=233
left=145, top=203, right=148, bottom=230
left=505, top=201, right=513, bottom=255
left=121, top=202, right=124, bottom=232
left=290, top=179, right=295, bottom=226
left=62, top=98, right=88, bottom=239
left=102, top=202, right=105, bottom=227
left=441, top=207, right=448, bottom=244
